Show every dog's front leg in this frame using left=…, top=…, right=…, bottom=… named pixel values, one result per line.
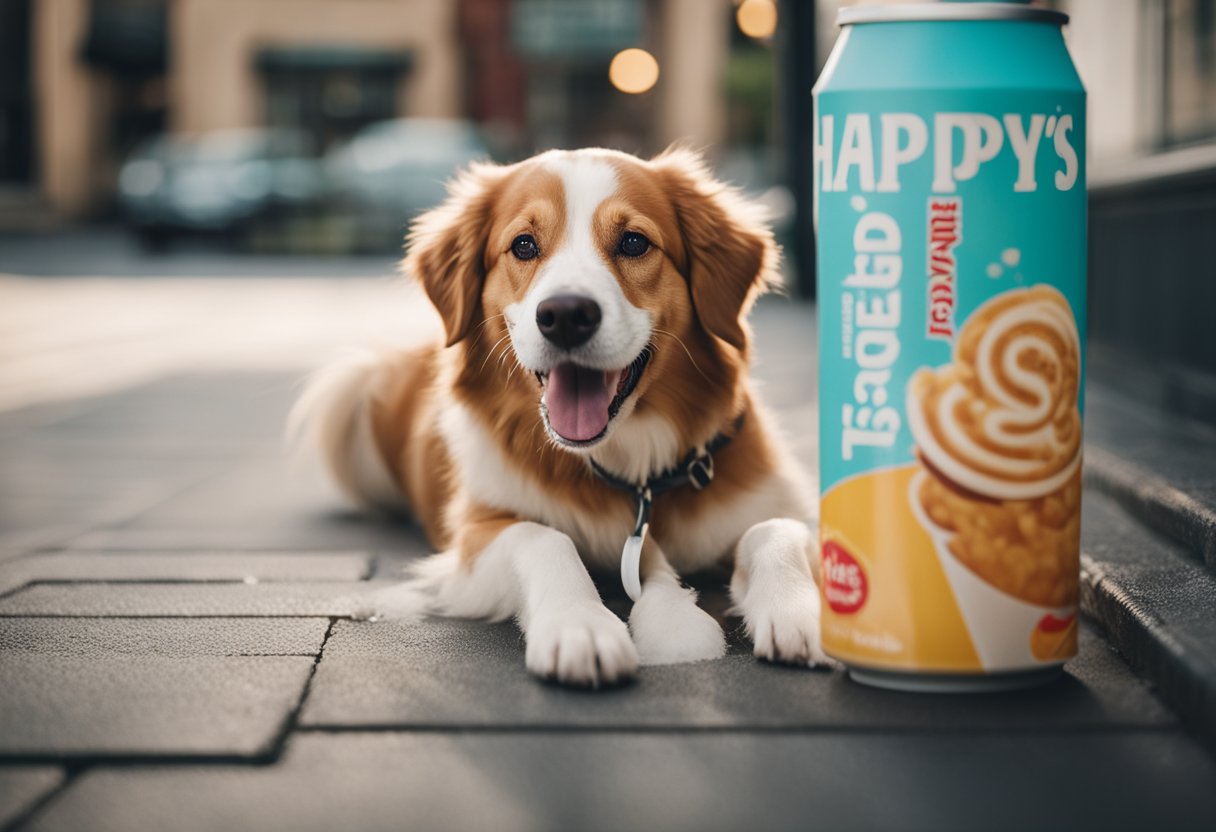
left=730, top=518, right=833, bottom=667
left=445, top=520, right=639, bottom=687
left=627, top=543, right=726, bottom=665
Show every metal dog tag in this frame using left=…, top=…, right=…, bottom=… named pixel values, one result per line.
left=621, top=521, right=646, bottom=603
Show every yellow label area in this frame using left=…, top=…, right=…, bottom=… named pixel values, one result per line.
left=820, top=464, right=981, bottom=671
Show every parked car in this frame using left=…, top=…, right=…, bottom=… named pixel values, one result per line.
left=324, top=118, right=490, bottom=251
left=118, top=128, right=325, bottom=249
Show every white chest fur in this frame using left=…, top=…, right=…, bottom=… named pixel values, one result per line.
left=439, top=401, right=812, bottom=574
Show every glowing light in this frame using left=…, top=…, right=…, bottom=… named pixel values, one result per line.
left=609, top=48, right=660, bottom=94
left=736, top=0, right=777, bottom=40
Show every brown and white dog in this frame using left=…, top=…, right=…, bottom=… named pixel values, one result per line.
left=292, top=147, right=828, bottom=686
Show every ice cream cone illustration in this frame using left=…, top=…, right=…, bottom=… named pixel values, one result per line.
left=907, top=286, right=1082, bottom=668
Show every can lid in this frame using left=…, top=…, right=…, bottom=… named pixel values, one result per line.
left=838, top=2, right=1068, bottom=27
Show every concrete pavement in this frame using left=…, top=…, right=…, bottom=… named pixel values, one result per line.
left=1, top=269, right=1216, bottom=830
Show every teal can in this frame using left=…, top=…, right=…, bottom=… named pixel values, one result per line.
left=813, top=2, right=1087, bottom=691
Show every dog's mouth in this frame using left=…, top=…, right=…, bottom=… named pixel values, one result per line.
left=536, top=350, right=650, bottom=447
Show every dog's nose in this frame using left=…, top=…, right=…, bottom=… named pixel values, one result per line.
left=536, top=294, right=601, bottom=349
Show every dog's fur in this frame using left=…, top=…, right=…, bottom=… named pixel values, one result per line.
left=292, top=147, right=827, bottom=686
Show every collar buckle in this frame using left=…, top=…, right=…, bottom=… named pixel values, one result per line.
left=588, top=411, right=745, bottom=604
left=687, top=453, right=714, bottom=490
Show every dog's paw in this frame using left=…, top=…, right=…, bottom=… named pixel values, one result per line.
left=629, top=582, right=725, bottom=666
left=526, top=602, right=639, bottom=687
left=745, top=583, right=835, bottom=668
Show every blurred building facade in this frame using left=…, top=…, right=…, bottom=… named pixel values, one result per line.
left=19, top=0, right=462, bottom=218
left=1059, top=0, right=1216, bottom=418
left=4, top=0, right=771, bottom=222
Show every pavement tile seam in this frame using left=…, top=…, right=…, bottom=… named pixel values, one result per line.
left=0, top=653, right=319, bottom=761
left=0, top=586, right=36, bottom=603
left=0, top=529, right=106, bottom=564
left=286, top=723, right=1182, bottom=737
left=0, top=616, right=330, bottom=653
left=0, top=581, right=369, bottom=606
left=18, top=579, right=366, bottom=588
left=258, top=618, right=338, bottom=764
left=1, top=649, right=322, bottom=659
left=25, top=579, right=359, bottom=584
left=0, top=652, right=325, bottom=763
left=48, top=550, right=374, bottom=559
left=62, top=539, right=407, bottom=553
left=0, top=770, right=73, bottom=832
left=0, top=581, right=397, bottom=618
left=0, top=549, right=375, bottom=562
left=0, top=753, right=293, bottom=768
left=0, top=614, right=360, bottom=620
left=25, top=651, right=325, bottom=657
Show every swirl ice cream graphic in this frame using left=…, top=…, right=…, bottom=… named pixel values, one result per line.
left=908, top=286, right=1082, bottom=668
left=908, top=286, right=1082, bottom=502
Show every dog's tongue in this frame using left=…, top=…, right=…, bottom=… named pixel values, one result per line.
left=544, top=363, right=617, bottom=442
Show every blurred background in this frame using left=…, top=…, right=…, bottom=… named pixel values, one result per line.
left=0, top=0, right=1214, bottom=418
left=0, top=0, right=813, bottom=261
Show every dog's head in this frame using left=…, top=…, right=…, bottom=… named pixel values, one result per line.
left=405, top=147, right=778, bottom=453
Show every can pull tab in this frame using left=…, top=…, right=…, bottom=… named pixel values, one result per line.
left=620, top=487, right=652, bottom=603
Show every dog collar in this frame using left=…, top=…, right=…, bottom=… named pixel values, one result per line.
left=590, top=412, right=746, bottom=602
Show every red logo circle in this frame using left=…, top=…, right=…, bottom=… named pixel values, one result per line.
left=823, top=540, right=868, bottom=614
left=1037, top=612, right=1076, bottom=633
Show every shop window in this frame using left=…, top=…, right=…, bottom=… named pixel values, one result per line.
left=258, top=48, right=412, bottom=152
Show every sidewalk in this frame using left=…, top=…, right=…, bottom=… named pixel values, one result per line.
left=1, top=281, right=1215, bottom=831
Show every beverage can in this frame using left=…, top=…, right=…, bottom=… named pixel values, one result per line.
left=813, top=1, right=1087, bottom=691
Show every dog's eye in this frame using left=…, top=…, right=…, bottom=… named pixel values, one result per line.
left=511, top=234, right=539, bottom=261
left=618, top=231, right=650, bottom=258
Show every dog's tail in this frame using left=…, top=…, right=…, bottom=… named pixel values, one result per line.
left=288, top=348, right=404, bottom=513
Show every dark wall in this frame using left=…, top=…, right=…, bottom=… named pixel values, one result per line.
left=1088, top=168, right=1216, bottom=422
left=0, top=0, right=33, bottom=185
left=777, top=0, right=816, bottom=298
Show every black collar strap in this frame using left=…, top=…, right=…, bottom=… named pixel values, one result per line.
left=590, top=411, right=746, bottom=537
left=591, top=411, right=745, bottom=602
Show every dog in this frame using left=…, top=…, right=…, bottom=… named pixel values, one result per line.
left=292, top=147, right=828, bottom=687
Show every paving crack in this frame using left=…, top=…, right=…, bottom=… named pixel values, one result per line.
left=263, top=617, right=336, bottom=762
left=0, top=766, right=80, bottom=832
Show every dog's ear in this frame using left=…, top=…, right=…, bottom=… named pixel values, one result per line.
left=652, top=147, right=780, bottom=352
left=404, top=162, right=508, bottom=347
